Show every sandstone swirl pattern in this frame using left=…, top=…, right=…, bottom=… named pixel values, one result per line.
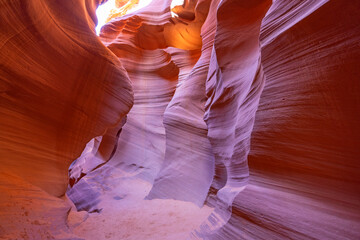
left=0, top=0, right=133, bottom=196
left=1, top=0, right=359, bottom=239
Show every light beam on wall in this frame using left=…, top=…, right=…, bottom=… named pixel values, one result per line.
left=171, top=0, right=184, bottom=17
left=95, top=0, right=153, bottom=35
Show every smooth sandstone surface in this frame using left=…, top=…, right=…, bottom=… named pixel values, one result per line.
left=0, top=0, right=133, bottom=196
left=1, top=0, right=359, bottom=239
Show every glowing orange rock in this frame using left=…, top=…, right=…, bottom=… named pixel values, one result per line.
left=106, top=0, right=140, bottom=22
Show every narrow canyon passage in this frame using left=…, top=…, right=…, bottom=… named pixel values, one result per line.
left=0, top=0, right=359, bottom=239
left=66, top=23, right=215, bottom=238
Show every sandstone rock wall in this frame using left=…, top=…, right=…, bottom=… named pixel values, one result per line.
left=0, top=0, right=133, bottom=196
left=1, top=0, right=359, bottom=239
left=208, top=0, right=360, bottom=239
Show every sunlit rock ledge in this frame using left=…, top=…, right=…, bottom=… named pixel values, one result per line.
left=0, top=0, right=359, bottom=239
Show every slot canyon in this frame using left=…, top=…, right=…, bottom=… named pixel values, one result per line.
left=0, top=0, right=359, bottom=239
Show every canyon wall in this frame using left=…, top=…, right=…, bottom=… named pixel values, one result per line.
left=208, top=0, right=360, bottom=239
left=1, top=0, right=359, bottom=239
left=0, top=0, right=133, bottom=196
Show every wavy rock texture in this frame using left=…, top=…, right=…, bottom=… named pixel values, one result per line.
left=0, top=0, right=133, bottom=197
left=1, top=0, right=360, bottom=239
left=207, top=0, right=360, bottom=239
left=0, top=0, right=132, bottom=238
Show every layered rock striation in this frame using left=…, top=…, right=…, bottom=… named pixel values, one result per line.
left=0, top=0, right=133, bottom=196
left=1, top=0, right=359, bottom=239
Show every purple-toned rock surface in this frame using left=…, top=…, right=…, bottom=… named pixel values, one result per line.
left=1, top=0, right=359, bottom=239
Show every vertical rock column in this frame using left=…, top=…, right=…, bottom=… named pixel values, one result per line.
left=147, top=0, right=215, bottom=207
left=192, top=0, right=271, bottom=238
left=204, top=0, right=271, bottom=206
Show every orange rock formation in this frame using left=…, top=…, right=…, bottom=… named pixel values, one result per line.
left=0, top=0, right=359, bottom=239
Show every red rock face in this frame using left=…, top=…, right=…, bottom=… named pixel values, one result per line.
left=0, top=0, right=133, bottom=197
left=1, top=0, right=359, bottom=239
